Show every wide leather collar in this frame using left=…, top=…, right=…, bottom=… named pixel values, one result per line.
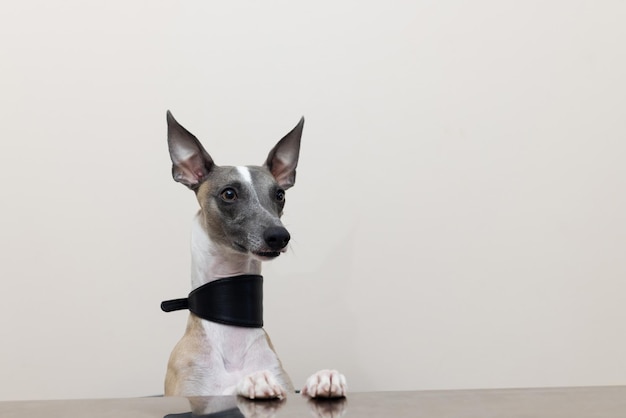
left=161, top=275, right=263, bottom=328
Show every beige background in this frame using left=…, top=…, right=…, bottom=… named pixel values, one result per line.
left=1, top=1, right=625, bottom=401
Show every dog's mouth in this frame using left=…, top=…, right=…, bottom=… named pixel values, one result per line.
left=234, top=242, right=281, bottom=259
left=254, top=251, right=281, bottom=259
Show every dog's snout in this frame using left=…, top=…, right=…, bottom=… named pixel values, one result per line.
left=263, top=226, right=291, bottom=250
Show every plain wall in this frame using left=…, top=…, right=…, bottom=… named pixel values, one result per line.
left=1, top=0, right=625, bottom=401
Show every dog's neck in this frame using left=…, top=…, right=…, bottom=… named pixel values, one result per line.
left=190, top=215, right=262, bottom=290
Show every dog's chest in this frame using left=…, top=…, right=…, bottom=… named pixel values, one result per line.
left=201, top=320, right=266, bottom=372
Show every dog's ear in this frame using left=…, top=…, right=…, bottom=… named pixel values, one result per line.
left=166, top=110, right=214, bottom=189
left=264, top=116, right=304, bottom=190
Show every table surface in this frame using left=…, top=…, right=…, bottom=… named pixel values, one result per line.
left=1, top=386, right=626, bottom=418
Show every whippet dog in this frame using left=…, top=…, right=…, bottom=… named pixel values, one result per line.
left=162, top=111, right=347, bottom=399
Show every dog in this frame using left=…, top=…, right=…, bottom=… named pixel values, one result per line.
left=162, top=111, right=347, bottom=399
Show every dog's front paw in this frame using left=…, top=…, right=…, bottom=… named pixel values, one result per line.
left=237, top=370, right=286, bottom=400
left=301, top=369, right=347, bottom=398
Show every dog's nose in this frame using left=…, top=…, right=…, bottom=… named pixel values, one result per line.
left=263, top=226, right=291, bottom=250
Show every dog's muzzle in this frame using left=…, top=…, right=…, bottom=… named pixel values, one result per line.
left=161, top=275, right=263, bottom=328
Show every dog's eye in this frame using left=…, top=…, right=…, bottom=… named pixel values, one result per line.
left=220, top=188, right=238, bottom=202
left=275, top=189, right=285, bottom=202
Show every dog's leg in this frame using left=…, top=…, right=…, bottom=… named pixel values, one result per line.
left=235, top=332, right=293, bottom=399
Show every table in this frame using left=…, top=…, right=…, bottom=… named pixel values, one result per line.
left=1, top=386, right=625, bottom=417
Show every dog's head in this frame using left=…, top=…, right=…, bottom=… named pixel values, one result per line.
left=166, top=111, right=303, bottom=260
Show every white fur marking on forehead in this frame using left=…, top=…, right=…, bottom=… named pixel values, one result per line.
left=236, top=166, right=253, bottom=184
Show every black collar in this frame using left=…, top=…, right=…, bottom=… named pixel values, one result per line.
left=161, top=275, right=263, bottom=328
